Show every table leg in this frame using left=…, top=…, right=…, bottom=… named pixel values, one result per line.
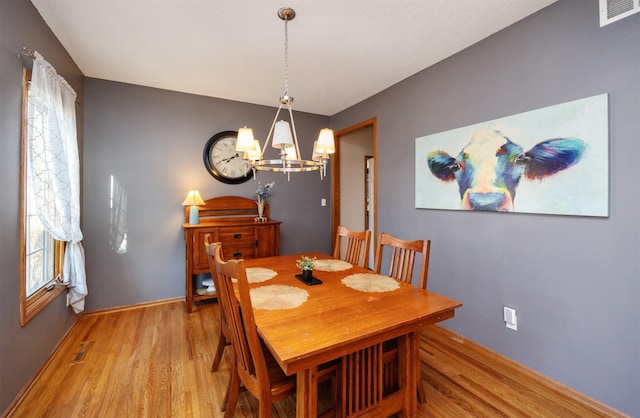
left=296, top=366, right=318, bottom=418
left=398, top=332, right=417, bottom=417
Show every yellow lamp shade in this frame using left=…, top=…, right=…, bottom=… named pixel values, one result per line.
left=181, top=190, right=205, bottom=206
left=316, top=128, right=335, bottom=154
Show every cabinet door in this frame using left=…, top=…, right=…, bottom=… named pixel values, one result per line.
left=193, top=228, right=220, bottom=272
left=255, top=224, right=279, bottom=258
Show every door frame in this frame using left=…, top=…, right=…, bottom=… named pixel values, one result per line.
left=331, top=117, right=377, bottom=253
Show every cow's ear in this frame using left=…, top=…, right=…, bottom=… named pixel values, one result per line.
left=524, top=138, right=587, bottom=180
left=427, top=151, right=457, bottom=181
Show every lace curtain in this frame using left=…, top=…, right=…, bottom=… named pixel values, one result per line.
left=27, top=52, right=87, bottom=313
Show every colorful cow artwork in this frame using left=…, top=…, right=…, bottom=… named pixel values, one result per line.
left=426, top=129, right=587, bottom=211
left=414, top=93, right=609, bottom=217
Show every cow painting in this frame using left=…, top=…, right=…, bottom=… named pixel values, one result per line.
left=426, top=129, right=587, bottom=212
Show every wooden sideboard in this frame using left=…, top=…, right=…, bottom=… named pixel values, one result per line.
left=183, top=196, right=281, bottom=312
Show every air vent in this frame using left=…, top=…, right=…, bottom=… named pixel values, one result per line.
left=600, top=0, right=640, bottom=26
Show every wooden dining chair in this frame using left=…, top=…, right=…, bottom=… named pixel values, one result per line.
left=206, top=242, right=340, bottom=417
left=203, top=234, right=231, bottom=374
left=332, top=225, right=372, bottom=268
left=373, top=232, right=431, bottom=404
left=374, top=232, right=431, bottom=290
left=203, top=237, right=234, bottom=412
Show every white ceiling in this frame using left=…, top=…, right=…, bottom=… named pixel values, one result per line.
left=31, top=0, right=556, bottom=116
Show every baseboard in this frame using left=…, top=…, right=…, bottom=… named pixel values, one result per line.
left=81, top=296, right=184, bottom=316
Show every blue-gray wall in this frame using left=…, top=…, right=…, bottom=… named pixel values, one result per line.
left=332, top=1, right=639, bottom=415
left=0, top=0, right=84, bottom=412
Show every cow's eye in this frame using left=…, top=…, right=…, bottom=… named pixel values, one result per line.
left=514, top=155, right=529, bottom=165
left=448, top=162, right=462, bottom=172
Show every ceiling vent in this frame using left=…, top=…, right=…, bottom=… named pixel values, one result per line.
left=600, top=0, right=640, bottom=26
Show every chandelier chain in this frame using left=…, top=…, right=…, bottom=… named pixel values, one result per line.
left=283, top=15, right=289, bottom=97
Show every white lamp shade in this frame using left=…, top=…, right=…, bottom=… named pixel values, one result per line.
left=316, top=128, right=335, bottom=154
left=272, top=120, right=294, bottom=147
left=236, top=127, right=255, bottom=151
left=312, top=140, right=322, bottom=161
left=181, top=190, right=206, bottom=206
left=284, top=145, right=298, bottom=160
left=247, top=139, right=262, bottom=160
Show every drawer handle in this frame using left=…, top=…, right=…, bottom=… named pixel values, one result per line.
left=233, top=251, right=242, bottom=257
left=233, top=233, right=242, bottom=239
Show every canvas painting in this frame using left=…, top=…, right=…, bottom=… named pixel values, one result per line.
left=415, top=93, right=609, bottom=217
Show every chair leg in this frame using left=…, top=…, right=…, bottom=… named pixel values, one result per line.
left=211, top=329, right=228, bottom=372
left=223, top=354, right=240, bottom=417
left=258, top=399, right=273, bottom=418
left=221, top=368, right=231, bottom=412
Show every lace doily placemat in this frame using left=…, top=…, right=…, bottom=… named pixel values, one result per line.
left=246, top=267, right=278, bottom=283
left=314, top=259, right=353, bottom=272
left=250, top=285, right=309, bottom=311
left=341, top=273, right=400, bottom=293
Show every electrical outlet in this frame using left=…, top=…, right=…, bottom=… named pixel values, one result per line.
left=504, top=307, right=517, bottom=331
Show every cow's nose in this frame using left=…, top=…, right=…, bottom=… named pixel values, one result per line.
left=464, top=192, right=512, bottom=211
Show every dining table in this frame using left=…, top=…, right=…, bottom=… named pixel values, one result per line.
left=242, top=252, right=462, bottom=417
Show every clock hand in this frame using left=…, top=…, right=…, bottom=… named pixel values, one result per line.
left=221, top=153, right=240, bottom=163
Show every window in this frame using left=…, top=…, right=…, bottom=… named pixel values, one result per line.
left=20, top=68, right=65, bottom=325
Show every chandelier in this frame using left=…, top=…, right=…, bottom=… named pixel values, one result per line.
left=235, top=7, right=335, bottom=180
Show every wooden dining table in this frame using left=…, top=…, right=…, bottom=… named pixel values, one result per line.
left=242, top=252, right=462, bottom=417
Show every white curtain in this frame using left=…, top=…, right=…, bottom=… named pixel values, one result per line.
left=27, top=52, right=87, bottom=313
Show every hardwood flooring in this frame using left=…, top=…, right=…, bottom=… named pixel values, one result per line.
left=4, top=300, right=627, bottom=417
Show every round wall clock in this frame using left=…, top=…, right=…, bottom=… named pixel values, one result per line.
left=203, top=130, right=253, bottom=184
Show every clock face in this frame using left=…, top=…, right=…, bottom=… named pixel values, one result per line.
left=203, top=131, right=253, bottom=184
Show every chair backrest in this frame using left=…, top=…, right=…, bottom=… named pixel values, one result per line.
left=205, top=241, right=270, bottom=395
left=333, top=225, right=372, bottom=268
left=373, top=232, right=431, bottom=289
left=204, top=233, right=224, bottom=293
left=204, top=234, right=230, bottom=327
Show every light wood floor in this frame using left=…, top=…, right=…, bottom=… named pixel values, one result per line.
left=4, top=299, right=627, bottom=417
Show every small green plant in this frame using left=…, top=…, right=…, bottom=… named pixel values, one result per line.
left=296, top=255, right=316, bottom=271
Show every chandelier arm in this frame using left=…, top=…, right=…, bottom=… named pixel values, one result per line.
left=286, top=103, right=301, bottom=160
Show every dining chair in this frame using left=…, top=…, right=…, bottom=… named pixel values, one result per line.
left=332, top=225, right=372, bottom=268
left=203, top=237, right=233, bottom=412
left=373, top=232, right=431, bottom=404
left=374, top=232, right=431, bottom=290
left=203, top=234, right=232, bottom=374
left=207, top=241, right=339, bottom=417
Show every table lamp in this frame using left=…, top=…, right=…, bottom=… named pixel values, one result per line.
left=182, top=190, right=206, bottom=224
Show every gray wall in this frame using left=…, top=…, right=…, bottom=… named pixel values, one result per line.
left=0, top=0, right=85, bottom=412
left=83, top=79, right=332, bottom=311
left=332, top=1, right=639, bottom=416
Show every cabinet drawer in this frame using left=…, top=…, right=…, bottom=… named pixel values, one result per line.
left=219, top=226, right=255, bottom=246
left=225, top=245, right=255, bottom=260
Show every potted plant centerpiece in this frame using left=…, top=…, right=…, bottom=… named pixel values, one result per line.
left=296, top=255, right=316, bottom=282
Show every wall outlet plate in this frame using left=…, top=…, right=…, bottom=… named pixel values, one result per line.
left=504, top=307, right=517, bottom=330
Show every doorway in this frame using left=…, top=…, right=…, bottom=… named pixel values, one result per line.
left=331, top=118, right=376, bottom=269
